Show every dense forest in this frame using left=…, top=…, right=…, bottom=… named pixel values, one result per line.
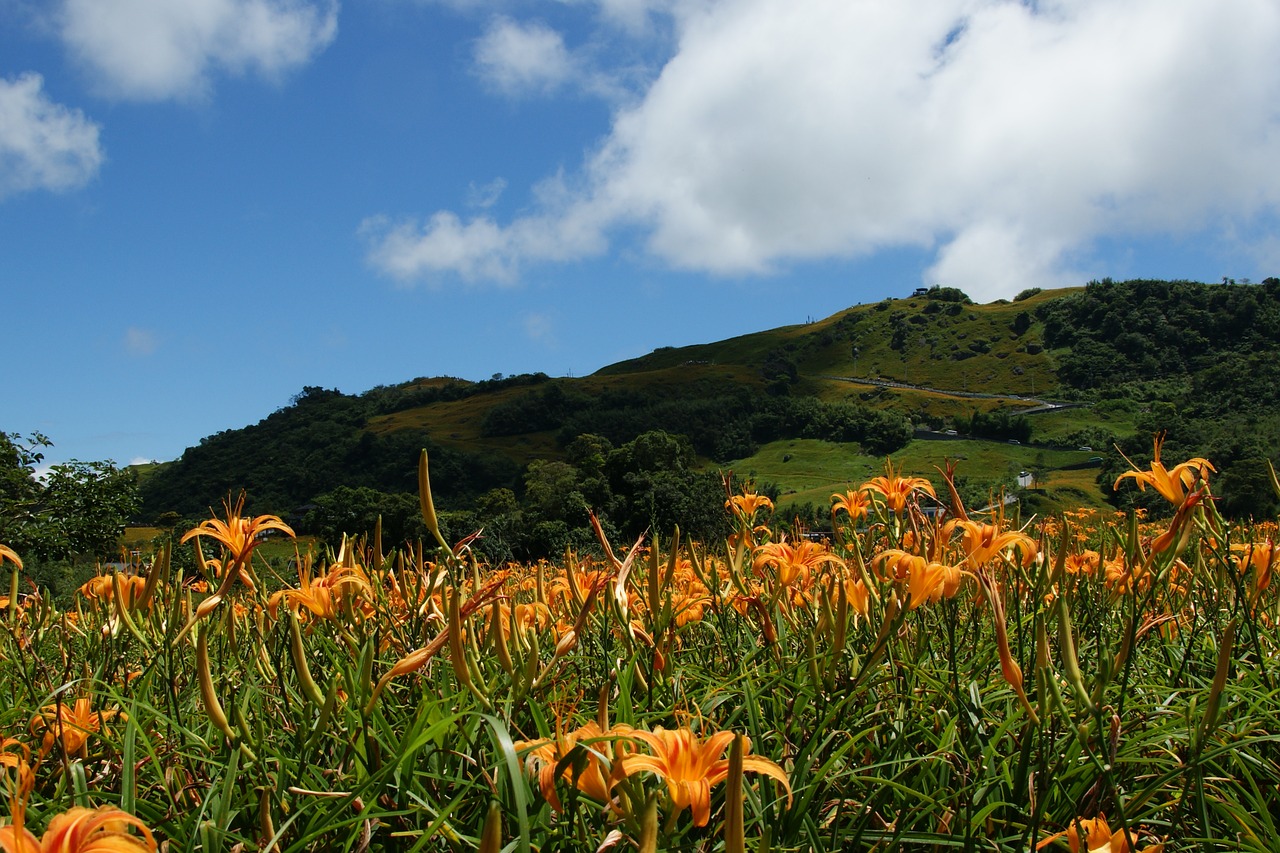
left=1037, top=278, right=1280, bottom=517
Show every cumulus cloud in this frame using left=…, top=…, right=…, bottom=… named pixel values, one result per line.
left=368, top=0, right=1280, bottom=299
left=0, top=73, right=103, bottom=200
left=59, top=0, right=339, bottom=101
left=473, top=16, right=575, bottom=96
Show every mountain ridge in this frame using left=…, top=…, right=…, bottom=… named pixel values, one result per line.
left=137, top=278, right=1280, bottom=547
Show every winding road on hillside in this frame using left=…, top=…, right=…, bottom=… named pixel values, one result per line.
left=820, top=374, right=1083, bottom=413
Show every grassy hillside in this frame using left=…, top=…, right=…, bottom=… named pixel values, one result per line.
left=138, top=279, right=1280, bottom=541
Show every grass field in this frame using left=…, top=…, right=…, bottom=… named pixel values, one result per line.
left=725, top=437, right=1104, bottom=510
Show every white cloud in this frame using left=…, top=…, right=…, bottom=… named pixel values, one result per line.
left=59, top=0, right=339, bottom=101
left=473, top=16, right=574, bottom=96
left=369, top=0, right=1280, bottom=298
left=124, top=326, right=158, bottom=356
left=0, top=73, right=103, bottom=199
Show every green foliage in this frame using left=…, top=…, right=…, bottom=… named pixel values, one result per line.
left=140, top=388, right=522, bottom=519
left=923, top=285, right=972, bottom=303
left=304, top=486, right=426, bottom=546
left=0, top=431, right=140, bottom=562
left=961, top=409, right=1033, bottom=443
left=1038, top=278, right=1280, bottom=390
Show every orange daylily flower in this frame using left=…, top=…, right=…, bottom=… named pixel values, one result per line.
left=752, top=539, right=844, bottom=588
left=1113, top=433, right=1215, bottom=506
left=726, top=490, right=774, bottom=519
left=182, top=495, right=294, bottom=570
left=1064, top=550, right=1100, bottom=576
left=947, top=511, right=1037, bottom=569
left=1232, top=540, right=1275, bottom=594
left=0, top=739, right=28, bottom=771
left=863, top=460, right=936, bottom=514
left=267, top=558, right=372, bottom=621
left=621, top=727, right=792, bottom=828
left=180, top=495, right=295, bottom=626
left=0, top=805, right=157, bottom=853
left=831, top=489, right=872, bottom=524
left=77, top=574, right=148, bottom=610
left=30, top=698, right=123, bottom=758
left=515, top=722, right=636, bottom=813
left=1036, top=815, right=1163, bottom=853
left=874, top=550, right=964, bottom=608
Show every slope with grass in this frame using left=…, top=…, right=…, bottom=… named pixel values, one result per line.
left=137, top=279, right=1280, bottom=533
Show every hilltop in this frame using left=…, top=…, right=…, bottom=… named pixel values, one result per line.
left=138, top=278, right=1280, bottom=555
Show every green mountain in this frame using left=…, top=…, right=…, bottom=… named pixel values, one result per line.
left=138, top=278, right=1280, bottom=554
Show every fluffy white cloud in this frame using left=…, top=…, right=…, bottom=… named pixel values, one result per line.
left=473, top=16, right=575, bottom=95
left=0, top=73, right=103, bottom=200
left=59, top=0, right=339, bottom=101
left=368, top=0, right=1280, bottom=298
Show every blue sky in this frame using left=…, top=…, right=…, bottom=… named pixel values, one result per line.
left=4, top=0, right=1279, bottom=469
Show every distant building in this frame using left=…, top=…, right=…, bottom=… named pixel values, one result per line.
left=912, top=287, right=930, bottom=297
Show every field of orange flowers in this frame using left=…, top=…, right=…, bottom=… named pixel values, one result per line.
left=1, top=440, right=1278, bottom=852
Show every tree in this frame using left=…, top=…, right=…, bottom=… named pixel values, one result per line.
left=0, top=431, right=50, bottom=549
left=0, top=432, right=141, bottom=562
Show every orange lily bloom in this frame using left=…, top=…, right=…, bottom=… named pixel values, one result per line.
left=621, top=727, right=792, bottom=828
left=0, top=805, right=157, bottom=853
left=726, top=490, right=774, bottom=519
left=1113, top=433, right=1214, bottom=506
left=180, top=495, right=295, bottom=626
left=267, top=559, right=372, bottom=621
left=1064, top=550, right=1100, bottom=576
left=30, top=698, right=123, bottom=758
left=181, top=495, right=294, bottom=575
left=0, top=739, right=28, bottom=771
left=874, top=550, right=964, bottom=608
left=515, top=722, right=636, bottom=813
left=863, top=460, right=936, bottom=514
left=1036, top=815, right=1163, bottom=852
left=752, top=539, right=844, bottom=588
left=947, top=511, right=1037, bottom=569
left=831, top=489, right=872, bottom=523
left=77, top=574, right=148, bottom=610
left=1232, top=540, right=1275, bottom=589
